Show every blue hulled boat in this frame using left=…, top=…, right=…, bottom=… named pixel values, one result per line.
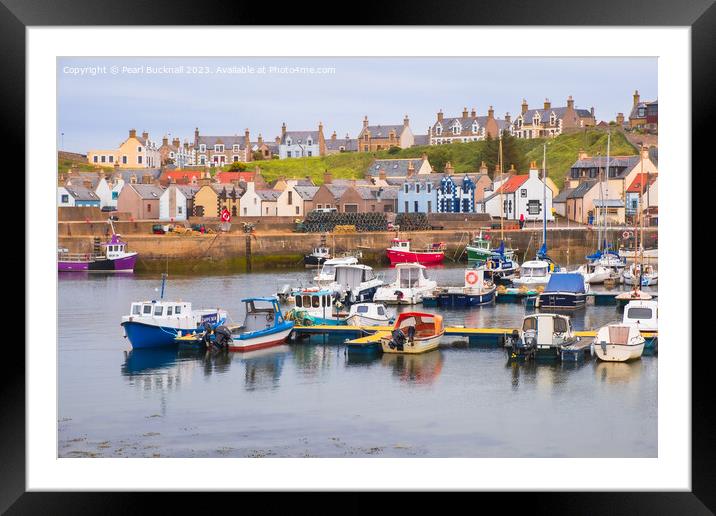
left=536, top=273, right=589, bottom=310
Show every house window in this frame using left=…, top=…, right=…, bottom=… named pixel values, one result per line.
left=243, top=207, right=247, bottom=215
left=265, top=207, right=269, bottom=214
left=122, top=156, right=127, bottom=164
left=200, top=156, right=206, bottom=165
left=93, top=155, right=98, bottom=163
left=414, top=201, right=419, bottom=212
left=61, top=194, right=69, bottom=203
left=521, top=189, right=527, bottom=198
left=215, top=145, right=224, bottom=152
left=288, top=191, right=293, bottom=205
left=427, top=184, right=431, bottom=193
left=137, top=156, right=143, bottom=164
left=109, top=156, right=114, bottom=163
left=427, top=201, right=432, bottom=212
left=307, top=151, right=312, bottom=157
left=233, top=145, right=239, bottom=152
left=233, top=156, right=239, bottom=162
left=405, top=201, right=409, bottom=212
left=112, top=192, right=118, bottom=200
left=199, top=144, right=206, bottom=152
left=287, top=151, right=292, bottom=158
left=100, top=155, right=106, bottom=163
left=527, top=199, right=542, bottom=215
left=452, top=125, right=461, bottom=135
left=295, top=206, right=300, bottom=215
left=147, top=203, right=151, bottom=212
left=178, top=206, right=183, bottom=214
left=137, top=147, right=142, bottom=153
left=416, top=184, right=421, bottom=193
left=435, top=125, right=442, bottom=135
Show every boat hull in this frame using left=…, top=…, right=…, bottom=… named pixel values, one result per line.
left=386, top=249, right=444, bottom=266
left=59, top=253, right=138, bottom=273
left=121, top=320, right=193, bottom=349
left=536, top=292, right=587, bottom=310
left=594, top=342, right=645, bottom=362
left=436, top=287, right=496, bottom=308
left=304, top=255, right=329, bottom=268
left=228, top=325, right=294, bottom=352
left=381, top=332, right=443, bottom=354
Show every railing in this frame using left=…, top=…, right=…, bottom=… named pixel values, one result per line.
left=57, top=252, right=98, bottom=262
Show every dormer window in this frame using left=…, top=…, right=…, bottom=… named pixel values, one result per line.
left=233, top=144, right=239, bottom=152
left=517, top=117, right=523, bottom=128
left=452, top=123, right=461, bottom=135
left=471, top=122, right=478, bottom=134
left=286, top=138, right=292, bottom=145
left=199, top=144, right=206, bottom=152
left=435, top=124, right=442, bottom=135
left=307, top=139, right=312, bottom=145
left=214, top=144, right=224, bottom=152
left=550, top=113, right=556, bottom=125
left=404, top=184, right=409, bottom=193
left=533, top=114, right=540, bottom=125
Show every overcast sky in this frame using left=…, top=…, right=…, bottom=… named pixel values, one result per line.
left=58, top=57, right=657, bottom=153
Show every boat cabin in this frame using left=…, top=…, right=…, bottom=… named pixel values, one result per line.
left=129, top=300, right=196, bottom=320
left=394, top=312, right=444, bottom=338
left=311, top=247, right=331, bottom=258
left=390, top=238, right=412, bottom=251
left=521, top=313, right=574, bottom=346
left=241, top=298, right=285, bottom=331
left=334, top=264, right=378, bottom=288
left=103, top=234, right=130, bottom=259
left=520, top=260, right=552, bottom=278
left=394, top=263, right=430, bottom=288
left=622, top=300, right=658, bottom=331
left=293, top=289, right=337, bottom=312
left=349, top=303, right=388, bottom=319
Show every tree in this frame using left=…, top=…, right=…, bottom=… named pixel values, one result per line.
left=387, top=146, right=401, bottom=155
left=228, top=162, right=247, bottom=171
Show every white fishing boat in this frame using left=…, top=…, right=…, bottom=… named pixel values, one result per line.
left=504, top=313, right=580, bottom=361
left=313, top=255, right=359, bottom=287
left=576, top=261, right=612, bottom=284
left=593, top=323, right=645, bottom=362
left=622, top=299, right=658, bottom=332
left=304, top=245, right=331, bottom=267
left=622, top=262, right=658, bottom=286
left=435, top=268, right=497, bottom=307
left=373, top=263, right=436, bottom=305
left=284, top=288, right=348, bottom=326
left=328, top=264, right=383, bottom=305
left=380, top=312, right=444, bottom=354
left=345, top=303, right=393, bottom=327
left=512, top=258, right=554, bottom=287
left=619, top=246, right=658, bottom=260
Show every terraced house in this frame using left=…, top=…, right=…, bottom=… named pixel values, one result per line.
left=430, top=106, right=508, bottom=145
left=278, top=123, right=326, bottom=159
left=357, top=115, right=414, bottom=151
left=158, top=136, right=194, bottom=167
left=512, top=96, right=596, bottom=139
left=194, top=128, right=253, bottom=166
left=87, top=129, right=160, bottom=168
left=628, top=90, right=658, bottom=132
left=366, top=155, right=433, bottom=179
left=193, top=183, right=243, bottom=218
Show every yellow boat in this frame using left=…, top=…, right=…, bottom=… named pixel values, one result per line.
left=380, top=312, right=444, bottom=354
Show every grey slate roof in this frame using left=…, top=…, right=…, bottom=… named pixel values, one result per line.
left=64, top=185, right=100, bottom=201
left=570, top=155, right=641, bottom=179
left=368, top=158, right=425, bottom=177
left=325, top=137, right=358, bottom=152
left=197, top=135, right=249, bottom=150
left=281, top=131, right=319, bottom=145
left=553, top=187, right=572, bottom=203
left=566, top=180, right=597, bottom=199
left=66, top=173, right=102, bottom=189
left=113, top=169, right=162, bottom=183
left=593, top=199, right=624, bottom=207
left=294, top=186, right=319, bottom=200
left=256, top=189, right=280, bottom=201
left=358, top=125, right=405, bottom=139
left=433, top=116, right=493, bottom=133
left=176, top=185, right=200, bottom=199
left=208, top=183, right=244, bottom=197
left=128, top=184, right=165, bottom=200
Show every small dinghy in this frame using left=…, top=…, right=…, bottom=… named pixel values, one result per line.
left=593, top=324, right=645, bottom=362
left=380, top=312, right=444, bottom=354
left=345, top=302, right=393, bottom=327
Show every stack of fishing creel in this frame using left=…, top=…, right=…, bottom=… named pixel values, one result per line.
left=395, top=213, right=431, bottom=231
left=301, top=212, right=388, bottom=233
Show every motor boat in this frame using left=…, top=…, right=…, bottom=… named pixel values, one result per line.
left=328, top=264, right=384, bottom=305
left=512, top=259, right=553, bottom=287
left=466, top=231, right=517, bottom=263
left=313, top=255, right=359, bottom=288
left=504, top=313, right=580, bottom=361
left=380, top=312, right=444, bottom=354
left=536, top=273, right=589, bottom=310
left=345, top=302, right=393, bottom=327
left=59, top=223, right=137, bottom=272
left=284, top=288, right=348, bottom=325
left=622, top=262, right=658, bottom=286
left=304, top=246, right=331, bottom=268
left=386, top=238, right=445, bottom=266
left=435, top=268, right=497, bottom=307
left=475, top=242, right=520, bottom=283
left=593, top=323, right=645, bottom=362
left=576, top=262, right=612, bottom=284
left=373, top=263, right=436, bottom=305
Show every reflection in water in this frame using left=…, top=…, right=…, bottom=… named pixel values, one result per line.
left=595, top=360, right=643, bottom=384
left=236, top=345, right=289, bottom=391
left=380, top=351, right=444, bottom=385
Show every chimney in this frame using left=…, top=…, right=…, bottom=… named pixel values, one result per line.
left=379, top=168, right=386, bottom=182
left=318, top=121, right=324, bottom=135
left=640, top=145, right=650, bottom=160
left=444, top=161, right=454, bottom=175
left=616, top=113, right=625, bottom=125
left=521, top=99, right=528, bottom=115
left=245, top=128, right=251, bottom=144
left=633, top=90, right=640, bottom=107
left=567, top=95, right=574, bottom=109
left=129, top=128, right=137, bottom=139
left=577, top=148, right=588, bottom=160
left=403, top=114, right=409, bottom=127
left=590, top=107, right=595, bottom=118
left=471, top=108, right=476, bottom=118
left=323, top=170, right=333, bottom=184
left=495, top=164, right=502, bottom=176
left=479, top=161, right=488, bottom=175
left=544, top=98, right=551, bottom=110
left=142, top=131, right=149, bottom=141
left=162, top=136, right=168, bottom=146
left=281, top=122, right=287, bottom=137
left=462, top=107, right=468, bottom=119
left=437, top=110, right=444, bottom=122
left=363, top=116, right=369, bottom=129
left=509, top=164, right=517, bottom=175
left=407, top=161, right=415, bottom=178
left=488, top=105, right=495, bottom=119
left=331, top=131, right=337, bottom=141
left=194, top=127, right=200, bottom=143
left=505, top=112, right=512, bottom=126
left=172, top=137, right=180, bottom=147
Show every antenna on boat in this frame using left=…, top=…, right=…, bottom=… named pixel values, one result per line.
left=541, top=142, right=547, bottom=250
left=160, top=272, right=167, bottom=300
left=499, top=136, right=505, bottom=243
left=604, top=131, right=610, bottom=252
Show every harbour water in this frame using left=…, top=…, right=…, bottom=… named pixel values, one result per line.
left=58, top=265, right=657, bottom=458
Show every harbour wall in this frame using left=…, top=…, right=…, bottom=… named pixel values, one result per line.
left=58, top=226, right=658, bottom=274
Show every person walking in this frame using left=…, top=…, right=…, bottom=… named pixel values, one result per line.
left=519, top=213, right=525, bottom=230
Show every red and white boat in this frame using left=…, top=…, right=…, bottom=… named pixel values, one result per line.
left=386, top=238, right=445, bottom=266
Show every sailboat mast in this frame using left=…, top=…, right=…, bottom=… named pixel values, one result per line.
left=604, top=132, right=610, bottom=251
left=542, top=143, right=547, bottom=246
left=499, top=137, right=505, bottom=241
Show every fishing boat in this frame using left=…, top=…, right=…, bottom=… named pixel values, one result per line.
left=476, top=242, right=520, bottom=283
left=504, top=313, right=580, bottom=361
left=380, top=312, right=444, bottom=354
left=177, top=298, right=293, bottom=352
left=434, top=268, right=497, bottom=308
left=304, top=245, right=331, bottom=268
left=373, top=263, right=436, bottom=305
left=466, top=231, right=517, bottom=263
left=593, top=323, right=645, bottom=362
left=313, top=255, right=360, bottom=287
left=386, top=238, right=445, bottom=266
left=622, top=299, right=658, bottom=332
left=284, top=288, right=348, bottom=325
left=328, top=264, right=384, bottom=305
left=58, top=220, right=138, bottom=272
left=120, top=274, right=228, bottom=349
left=536, top=273, right=589, bottom=310
left=622, top=262, right=658, bottom=286
left=345, top=302, right=393, bottom=327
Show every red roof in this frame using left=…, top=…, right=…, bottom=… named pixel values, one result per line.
left=495, top=174, right=529, bottom=194
left=160, top=170, right=203, bottom=185
left=626, top=173, right=657, bottom=194
left=216, top=171, right=255, bottom=183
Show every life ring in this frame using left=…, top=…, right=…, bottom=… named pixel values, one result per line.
left=622, top=231, right=631, bottom=239
left=466, top=271, right=479, bottom=285
left=221, top=210, right=231, bottom=222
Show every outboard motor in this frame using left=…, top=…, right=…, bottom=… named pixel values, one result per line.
left=389, top=328, right=406, bottom=351
left=523, top=329, right=538, bottom=351
left=201, top=321, right=214, bottom=348
left=213, top=325, right=232, bottom=350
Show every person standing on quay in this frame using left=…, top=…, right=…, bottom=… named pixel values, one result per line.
left=519, top=213, right=525, bottom=230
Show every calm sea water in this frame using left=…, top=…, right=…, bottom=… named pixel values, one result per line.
left=58, top=265, right=657, bottom=458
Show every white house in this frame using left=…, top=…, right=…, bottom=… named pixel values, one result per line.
left=482, top=162, right=554, bottom=221
left=239, top=182, right=281, bottom=217
left=94, top=176, right=125, bottom=209
left=275, top=180, right=311, bottom=217
left=278, top=123, right=325, bottom=159
left=57, top=185, right=101, bottom=207
left=159, top=184, right=199, bottom=221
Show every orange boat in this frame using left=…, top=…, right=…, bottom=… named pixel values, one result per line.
left=380, top=311, right=444, bottom=354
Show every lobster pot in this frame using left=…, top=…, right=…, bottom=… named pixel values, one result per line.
left=464, top=268, right=484, bottom=288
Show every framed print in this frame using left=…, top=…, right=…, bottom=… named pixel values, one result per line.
left=5, top=0, right=710, bottom=511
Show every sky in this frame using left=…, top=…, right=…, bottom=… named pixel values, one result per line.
left=57, top=57, right=657, bottom=153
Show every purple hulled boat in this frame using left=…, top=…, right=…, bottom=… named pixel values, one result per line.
left=58, top=230, right=138, bottom=273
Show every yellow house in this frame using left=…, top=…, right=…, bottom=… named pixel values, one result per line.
left=87, top=129, right=161, bottom=168
left=193, top=183, right=243, bottom=218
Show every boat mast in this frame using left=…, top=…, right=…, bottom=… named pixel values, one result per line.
left=604, top=132, right=610, bottom=251
left=542, top=143, right=547, bottom=248
left=499, top=136, right=505, bottom=242
left=160, top=272, right=167, bottom=300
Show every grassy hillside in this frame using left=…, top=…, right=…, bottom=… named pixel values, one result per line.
left=230, top=128, right=637, bottom=189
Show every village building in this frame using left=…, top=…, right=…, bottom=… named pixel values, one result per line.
left=430, top=106, right=508, bottom=145
left=57, top=185, right=101, bottom=208
left=512, top=97, right=596, bottom=139
left=482, top=162, right=554, bottom=221
left=398, top=176, right=439, bottom=214
left=357, top=116, right=414, bottom=151
left=274, top=182, right=320, bottom=217
left=215, top=170, right=255, bottom=185
left=194, top=128, right=253, bottom=166
left=628, top=90, right=658, bottom=132
left=325, top=132, right=358, bottom=154
left=159, top=169, right=204, bottom=187
left=239, top=182, right=281, bottom=216
left=116, top=183, right=165, bottom=220
left=159, top=184, right=199, bottom=221
left=158, top=136, right=194, bottom=167
left=250, top=134, right=278, bottom=160
left=293, top=186, right=320, bottom=214
left=193, top=183, right=243, bottom=218
left=87, top=129, right=161, bottom=168
left=625, top=172, right=658, bottom=224
left=366, top=155, right=432, bottom=179
left=111, top=168, right=163, bottom=186
left=278, top=123, right=327, bottom=159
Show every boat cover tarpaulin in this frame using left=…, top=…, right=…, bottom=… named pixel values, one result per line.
left=544, top=273, right=586, bottom=293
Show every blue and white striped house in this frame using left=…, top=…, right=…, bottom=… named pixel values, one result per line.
left=437, top=171, right=476, bottom=213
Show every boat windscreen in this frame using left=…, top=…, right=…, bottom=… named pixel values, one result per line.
left=626, top=307, right=652, bottom=320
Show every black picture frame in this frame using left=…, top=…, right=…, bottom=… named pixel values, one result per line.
left=6, top=0, right=708, bottom=511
